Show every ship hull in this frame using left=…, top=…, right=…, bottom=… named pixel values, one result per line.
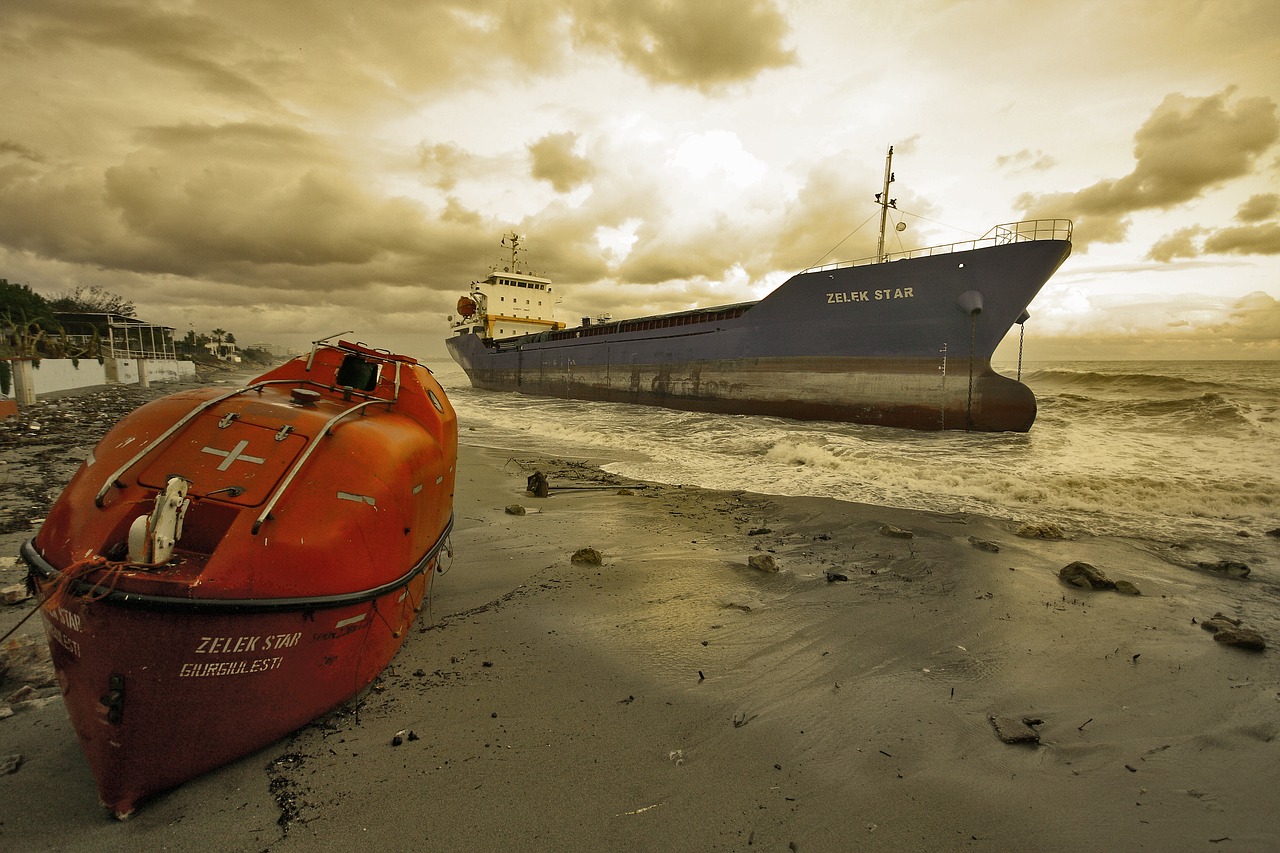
left=451, top=354, right=1034, bottom=432
left=447, top=234, right=1069, bottom=431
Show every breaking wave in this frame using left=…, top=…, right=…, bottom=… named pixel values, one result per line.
left=1023, top=368, right=1224, bottom=398
left=437, top=360, right=1280, bottom=555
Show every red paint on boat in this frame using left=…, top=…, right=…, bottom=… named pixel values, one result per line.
left=22, top=339, right=456, bottom=817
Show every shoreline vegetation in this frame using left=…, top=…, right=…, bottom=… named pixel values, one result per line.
left=2, top=371, right=1277, bottom=851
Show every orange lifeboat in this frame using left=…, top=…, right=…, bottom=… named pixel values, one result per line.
left=21, top=339, right=456, bottom=817
left=456, top=295, right=477, bottom=317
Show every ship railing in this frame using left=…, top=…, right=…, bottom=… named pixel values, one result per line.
left=518, top=301, right=756, bottom=344
left=802, top=218, right=1073, bottom=272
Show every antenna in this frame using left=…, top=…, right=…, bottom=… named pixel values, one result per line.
left=876, top=145, right=895, bottom=262
left=501, top=231, right=524, bottom=273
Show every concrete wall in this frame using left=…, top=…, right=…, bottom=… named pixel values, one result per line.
left=144, top=359, right=198, bottom=382
left=22, top=357, right=108, bottom=394
left=1, top=358, right=197, bottom=412
left=105, top=358, right=196, bottom=385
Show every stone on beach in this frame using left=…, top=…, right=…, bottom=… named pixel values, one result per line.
left=2, top=584, right=30, bottom=605
left=1058, top=564, right=1139, bottom=595
left=1201, top=612, right=1266, bottom=651
left=1058, top=561, right=1116, bottom=590
left=504, top=504, right=526, bottom=516
left=1193, top=559, right=1250, bottom=579
left=571, top=547, right=602, bottom=565
left=968, top=536, right=1000, bottom=553
left=5, top=684, right=37, bottom=705
left=989, top=714, right=1041, bottom=745
left=2, top=635, right=56, bottom=689
left=879, top=524, right=913, bottom=539
left=748, top=554, right=778, bottom=572
left=1213, top=627, right=1266, bottom=651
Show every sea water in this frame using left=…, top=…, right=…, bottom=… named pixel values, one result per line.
left=432, top=360, right=1279, bottom=573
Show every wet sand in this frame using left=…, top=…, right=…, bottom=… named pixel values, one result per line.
left=2, top=383, right=1278, bottom=851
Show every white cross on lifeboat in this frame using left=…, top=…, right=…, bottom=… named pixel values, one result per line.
left=201, top=439, right=266, bottom=471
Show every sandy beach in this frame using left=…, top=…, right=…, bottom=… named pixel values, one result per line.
left=2, top=380, right=1278, bottom=851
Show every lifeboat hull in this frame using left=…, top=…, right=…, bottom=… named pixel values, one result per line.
left=23, top=559, right=432, bottom=817
left=21, top=339, right=457, bottom=817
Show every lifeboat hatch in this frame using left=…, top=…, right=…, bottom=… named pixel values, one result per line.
left=138, top=413, right=308, bottom=508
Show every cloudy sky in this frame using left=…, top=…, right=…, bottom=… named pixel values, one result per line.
left=2, top=0, right=1278, bottom=361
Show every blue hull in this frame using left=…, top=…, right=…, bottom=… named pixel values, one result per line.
left=447, top=231, right=1071, bottom=431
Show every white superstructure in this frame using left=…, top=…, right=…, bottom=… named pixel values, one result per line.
left=448, top=233, right=564, bottom=340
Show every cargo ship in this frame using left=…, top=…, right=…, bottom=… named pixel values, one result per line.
left=446, top=148, right=1072, bottom=431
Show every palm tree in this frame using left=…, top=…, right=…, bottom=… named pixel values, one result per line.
left=210, top=328, right=227, bottom=360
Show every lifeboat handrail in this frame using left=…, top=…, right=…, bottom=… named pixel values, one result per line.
left=96, top=345, right=408, bottom=512
left=801, top=218, right=1073, bottom=273
left=251, top=396, right=393, bottom=535
left=93, top=378, right=301, bottom=508
left=20, top=513, right=454, bottom=612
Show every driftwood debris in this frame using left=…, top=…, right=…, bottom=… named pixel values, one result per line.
left=526, top=470, right=646, bottom=497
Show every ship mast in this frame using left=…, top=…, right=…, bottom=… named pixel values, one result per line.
left=500, top=231, right=523, bottom=273
left=875, top=145, right=896, bottom=262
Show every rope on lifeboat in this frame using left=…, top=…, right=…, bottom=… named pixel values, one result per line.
left=13, top=540, right=189, bottom=641
left=425, top=536, right=453, bottom=628
left=19, top=514, right=454, bottom=615
left=37, top=555, right=145, bottom=613
left=0, top=600, right=43, bottom=646
left=368, top=571, right=427, bottom=639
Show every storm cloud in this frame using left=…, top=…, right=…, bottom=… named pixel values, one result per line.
left=529, top=132, right=596, bottom=193
left=1, top=1, right=1277, bottom=359
left=1019, top=88, right=1279, bottom=249
left=571, top=0, right=796, bottom=91
left=1147, top=192, right=1280, bottom=261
